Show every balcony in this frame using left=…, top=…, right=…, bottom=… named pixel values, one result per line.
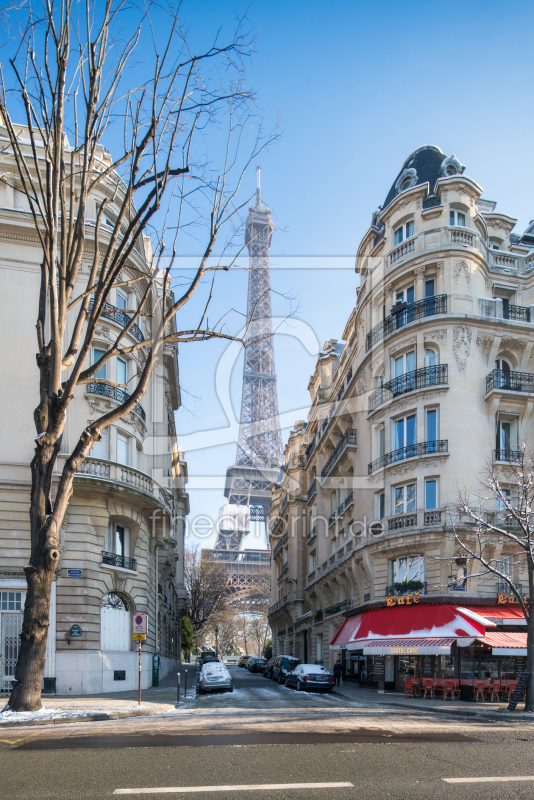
left=387, top=510, right=443, bottom=530
left=307, top=525, right=317, bottom=544
left=366, top=295, right=447, bottom=351
left=314, top=609, right=323, bottom=623
left=486, top=369, right=534, bottom=395
left=272, top=531, right=288, bottom=559
left=90, top=299, right=144, bottom=343
left=307, top=478, right=317, bottom=503
left=497, top=580, right=524, bottom=595
left=368, top=439, right=448, bottom=475
left=328, top=513, right=336, bottom=528
left=321, top=428, right=357, bottom=478
left=102, top=551, right=137, bottom=571
left=494, top=449, right=523, bottom=464
left=368, top=365, right=448, bottom=413
left=504, top=304, right=530, bottom=322
left=389, top=236, right=415, bottom=265
left=479, top=298, right=531, bottom=323
left=344, top=491, right=354, bottom=511
left=305, top=437, right=316, bottom=464
left=76, top=457, right=174, bottom=515
left=87, top=382, right=146, bottom=423
left=386, top=582, right=427, bottom=597
left=324, top=599, right=351, bottom=618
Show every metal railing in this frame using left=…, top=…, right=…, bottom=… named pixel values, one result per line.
left=314, top=610, right=323, bottom=622
left=504, top=304, right=530, bottom=322
left=90, top=300, right=144, bottom=342
left=321, top=428, right=357, bottom=478
left=497, top=580, right=523, bottom=595
left=324, top=599, right=351, bottom=617
left=386, top=582, right=427, bottom=597
left=87, top=382, right=146, bottom=423
left=328, top=513, right=336, bottom=528
left=273, top=531, right=288, bottom=559
left=494, top=449, right=523, bottom=464
left=307, top=525, right=317, bottom=544
left=368, top=364, right=448, bottom=412
left=344, top=491, right=354, bottom=510
left=486, top=369, right=534, bottom=394
left=368, top=439, right=448, bottom=474
left=102, top=551, right=137, bottom=571
left=307, top=479, right=317, bottom=503
left=366, top=294, right=447, bottom=351
left=305, top=437, right=316, bottom=463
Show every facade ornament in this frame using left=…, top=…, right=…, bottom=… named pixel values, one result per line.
left=388, top=335, right=417, bottom=356
left=500, top=337, right=527, bottom=356
left=453, top=325, right=472, bottom=374
left=454, top=259, right=471, bottom=286
left=95, top=325, right=111, bottom=341
left=439, top=154, right=465, bottom=178
left=395, top=168, right=418, bottom=195
left=413, top=266, right=426, bottom=277
left=424, top=329, right=447, bottom=344
left=476, top=333, right=495, bottom=357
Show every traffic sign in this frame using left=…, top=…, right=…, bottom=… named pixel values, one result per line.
left=133, top=613, right=147, bottom=635
left=132, top=633, right=146, bottom=641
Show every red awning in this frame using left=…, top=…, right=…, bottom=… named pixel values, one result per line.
left=360, top=637, right=456, bottom=655
left=331, top=604, right=489, bottom=652
left=464, top=605, right=527, bottom=625
left=477, top=631, right=527, bottom=655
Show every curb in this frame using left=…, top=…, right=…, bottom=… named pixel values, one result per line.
left=0, top=708, right=162, bottom=729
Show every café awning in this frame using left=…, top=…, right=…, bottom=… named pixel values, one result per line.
left=476, top=631, right=527, bottom=656
left=464, top=605, right=527, bottom=626
left=330, top=603, right=492, bottom=654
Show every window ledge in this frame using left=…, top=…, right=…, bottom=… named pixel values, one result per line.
left=100, top=563, right=138, bottom=576
left=367, top=383, right=449, bottom=418
left=368, top=448, right=449, bottom=478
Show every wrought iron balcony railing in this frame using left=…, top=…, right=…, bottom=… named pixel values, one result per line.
left=486, top=369, right=534, bottom=395
left=307, top=479, right=317, bottom=503
left=368, top=439, right=448, bottom=475
left=497, top=580, right=523, bottom=595
left=102, top=551, right=137, bottom=571
left=324, top=599, right=351, bottom=617
left=386, top=582, right=427, bottom=597
left=90, top=299, right=144, bottom=342
left=321, top=428, right=357, bottom=478
left=87, top=382, right=146, bottom=423
left=272, top=531, right=288, bottom=559
left=314, top=609, right=323, bottom=622
left=307, top=525, right=317, bottom=544
left=368, top=365, right=448, bottom=412
left=504, top=304, right=530, bottom=322
left=366, top=294, right=447, bottom=351
left=344, top=491, right=354, bottom=510
left=494, top=449, right=523, bottom=464
left=305, top=436, right=316, bottom=463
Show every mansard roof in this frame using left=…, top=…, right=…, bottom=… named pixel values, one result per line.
left=382, top=145, right=463, bottom=211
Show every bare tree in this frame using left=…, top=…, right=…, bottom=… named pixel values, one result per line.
left=248, top=615, right=270, bottom=658
left=0, top=1, right=276, bottom=712
left=453, top=453, right=534, bottom=711
left=183, top=545, right=229, bottom=632
left=203, top=608, right=241, bottom=657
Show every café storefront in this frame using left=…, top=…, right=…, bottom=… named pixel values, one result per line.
left=330, top=600, right=527, bottom=694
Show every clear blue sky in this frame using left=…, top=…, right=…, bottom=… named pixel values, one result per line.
left=176, top=0, right=534, bottom=548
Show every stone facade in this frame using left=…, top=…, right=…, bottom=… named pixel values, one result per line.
left=0, top=126, right=189, bottom=695
left=268, top=146, right=532, bottom=672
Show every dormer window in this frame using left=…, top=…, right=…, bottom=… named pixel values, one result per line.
left=450, top=210, right=466, bottom=227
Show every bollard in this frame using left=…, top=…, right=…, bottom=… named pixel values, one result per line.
left=176, top=671, right=180, bottom=704
left=184, top=669, right=188, bottom=699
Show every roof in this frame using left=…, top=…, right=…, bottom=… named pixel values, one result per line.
left=381, top=145, right=450, bottom=211
left=463, top=605, right=526, bottom=625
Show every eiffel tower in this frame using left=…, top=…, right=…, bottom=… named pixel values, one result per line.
left=216, top=167, right=283, bottom=551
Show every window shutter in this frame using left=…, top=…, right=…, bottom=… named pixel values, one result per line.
left=124, top=527, right=130, bottom=558
left=104, top=523, right=112, bottom=553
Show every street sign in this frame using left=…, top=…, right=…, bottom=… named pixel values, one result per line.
left=133, top=613, right=147, bottom=635
left=67, top=569, right=83, bottom=578
left=132, top=633, right=146, bottom=641
left=69, top=624, right=83, bottom=637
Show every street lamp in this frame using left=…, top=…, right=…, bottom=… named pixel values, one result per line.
left=215, top=625, right=219, bottom=657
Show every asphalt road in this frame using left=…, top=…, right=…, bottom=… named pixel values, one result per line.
left=2, top=666, right=534, bottom=800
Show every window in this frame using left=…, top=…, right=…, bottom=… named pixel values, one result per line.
left=405, top=220, right=414, bottom=238
left=316, top=635, right=323, bottom=663
left=116, top=290, right=128, bottom=310
left=394, top=349, right=415, bottom=378
left=390, top=555, right=424, bottom=583
left=394, top=221, right=415, bottom=245
left=396, top=285, right=415, bottom=305
left=425, top=278, right=435, bottom=298
left=376, top=492, right=385, bottom=520
left=91, top=428, right=108, bottom=460
left=377, top=425, right=385, bottom=458
left=100, top=592, right=130, bottom=652
left=393, top=413, right=416, bottom=454
left=496, top=488, right=511, bottom=512
left=426, top=408, right=438, bottom=442
left=105, top=523, right=130, bottom=557
left=117, top=431, right=130, bottom=465
left=394, top=226, right=403, bottom=246
left=425, top=348, right=437, bottom=367
left=1, top=592, right=23, bottom=611
left=450, top=210, right=466, bottom=226
left=93, top=347, right=107, bottom=380
left=308, top=551, right=316, bottom=573
left=394, top=483, right=416, bottom=515
left=496, top=417, right=515, bottom=459
left=117, top=358, right=127, bottom=388
left=425, top=479, right=437, bottom=510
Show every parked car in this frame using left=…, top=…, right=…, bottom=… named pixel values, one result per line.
left=247, top=657, right=267, bottom=673
left=238, top=655, right=249, bottom=668
left=200, top=650, right=217, bottom=664
left=263, top=657, right=275, bottom=678
left=284, top=663, right=335, bottom=692
left=197, top=661, right=233, bottom=694
left=224, top=656, right=240, bottom=666
left=272, top=655, right=301, bottom=684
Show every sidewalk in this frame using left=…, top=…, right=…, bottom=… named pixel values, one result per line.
left=331, top=679, right=534, bottom=719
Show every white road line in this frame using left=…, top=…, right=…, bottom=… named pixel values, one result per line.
left=114, top=782, right=354, bottom=794
left=443, top=777, right=534, bottom=784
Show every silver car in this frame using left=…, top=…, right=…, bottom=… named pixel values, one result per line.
left=197, top=661, right=233, bottom=694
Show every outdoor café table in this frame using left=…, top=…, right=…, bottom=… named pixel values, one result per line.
left=433, top=679, right=445, bottom=697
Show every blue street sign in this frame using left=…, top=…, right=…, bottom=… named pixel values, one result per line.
left=67, top=569, right=83, bottom=578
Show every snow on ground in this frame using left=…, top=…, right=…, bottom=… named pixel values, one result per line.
left=0, top=706, right=96, bottom=724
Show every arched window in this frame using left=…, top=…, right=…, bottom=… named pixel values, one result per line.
left=495, top=359, right=511, bottom=389
left=100, top=592, right=130, bottom=651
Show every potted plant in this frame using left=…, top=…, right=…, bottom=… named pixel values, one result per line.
left=393, top=579, right=424, bottom=595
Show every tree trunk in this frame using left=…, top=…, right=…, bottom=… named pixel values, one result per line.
left=525, top=567, right=534, bottom=713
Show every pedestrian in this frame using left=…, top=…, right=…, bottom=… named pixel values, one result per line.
left=333, top=658, right=343, bottom=687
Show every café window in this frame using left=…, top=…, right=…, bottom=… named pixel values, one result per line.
left=390, top=554, right=425, bottom=585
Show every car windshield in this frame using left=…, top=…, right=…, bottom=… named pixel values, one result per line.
left=281, top=659, right=299, bottom=669
left=299, top=664, right=329, bottom=675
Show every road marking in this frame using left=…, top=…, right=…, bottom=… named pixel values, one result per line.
left=114, top=782, right=354, bottom=794
left=443, top=777, right=534, bottom=784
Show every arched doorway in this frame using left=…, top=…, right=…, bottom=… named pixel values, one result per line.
left=100, top=593, right=130, bottom=651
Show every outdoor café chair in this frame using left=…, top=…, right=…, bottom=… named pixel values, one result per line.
left=422, top=679, right=435, bottom=699
left=486, top=681, right=500, bottom=702
left=473, top=681, right=486, bottom=702
left=442, top=680, right=459, bottom=701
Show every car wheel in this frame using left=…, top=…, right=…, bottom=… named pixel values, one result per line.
left=284, top=676, right=290, bottom=687
left=297, top=679, right=302, bottom=691
left=278, top=674, right=284, bottom=684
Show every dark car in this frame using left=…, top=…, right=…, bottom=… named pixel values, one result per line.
left=247, top=657, right=267, bottom=673
left=272, top=655, right=301, bottom=684
left=262, top=657, right=275, bottom=678
left=200, top=650, right=217, bottom=665
left=285, top=663, right=335, bottom=693
left=238, top=655, right=249, bottom=668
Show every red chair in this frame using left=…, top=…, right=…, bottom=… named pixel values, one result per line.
left=404, top=679, right=413, bottom=697
left=443, top=680, right=460, bottom=701
left=422, top=679, right=435, bottom=699
left=473, top=681, right=487, bottom=702
left=499, top=681, right=513, bottom=702
left=486, top=681, right=500, bottom=702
